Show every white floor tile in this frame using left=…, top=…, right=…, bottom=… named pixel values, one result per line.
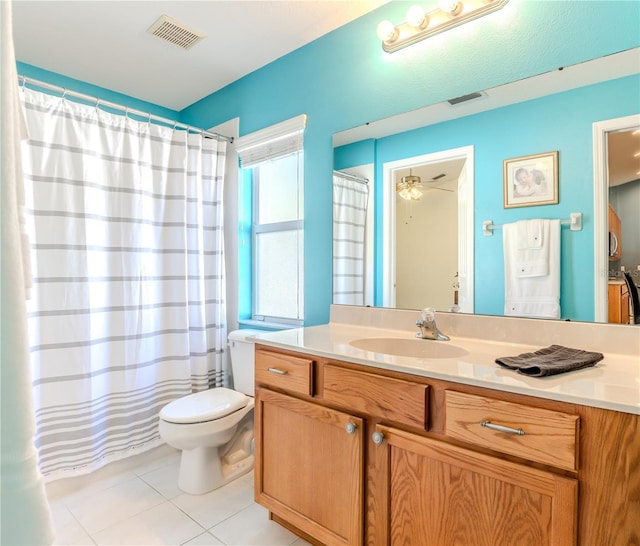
left=47, top=468, right=139, bottom=505
left=65, top=476, right=165, bottom=534
left=132, top=447, right=180, bottom=476
left=46, top=446, right=312, bottom=546
left=139, top=457, right=183, bottom=499
left=209, top=504, right=300, bottom=546
left=171, top=473, right=254, bottom=530
left=181, top=531, right=225, bottom=545
left=49, top=500, right=96, bottom=546
left=91, top=501, right=204, bottom=546
left=291, top=538, right=313, bottom=546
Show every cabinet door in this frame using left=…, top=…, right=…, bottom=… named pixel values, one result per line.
left=255, top=388, right=364, bottom=546
left=369, top=425, right=577, bottom=546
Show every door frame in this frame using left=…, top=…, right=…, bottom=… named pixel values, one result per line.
left=592, top=114, right=640, bottom=322
left=381, top=145, right=474, bottom=312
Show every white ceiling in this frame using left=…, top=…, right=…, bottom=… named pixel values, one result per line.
left=12, top=0, right=388, bottom=111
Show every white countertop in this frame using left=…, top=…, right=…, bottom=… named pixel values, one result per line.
left=250, top=317, right=640, bottom=416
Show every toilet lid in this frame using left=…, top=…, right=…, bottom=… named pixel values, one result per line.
left=160, top=388, right=248, bottom=424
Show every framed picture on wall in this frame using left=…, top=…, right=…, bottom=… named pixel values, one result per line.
left=503, top=151, right=559, bottom=208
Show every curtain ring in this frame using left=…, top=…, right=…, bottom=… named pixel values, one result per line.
left=95, top=98, right=102, bottom=112
left=124, top=107, right=129, bottom=119
left=61, top=88, right=68, bottom=100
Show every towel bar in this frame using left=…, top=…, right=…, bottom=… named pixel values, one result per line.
left=483, top=212, right=582, bottom=236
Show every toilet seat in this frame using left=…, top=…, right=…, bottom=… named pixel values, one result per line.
left=160, top=388, right=248, bottom=424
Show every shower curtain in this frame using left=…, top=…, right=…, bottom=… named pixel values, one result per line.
left=1, top=1, right=54, bottom=542
left=332, top=173, right=369, bottom=305
left=21, top=88, right=228, bottom=480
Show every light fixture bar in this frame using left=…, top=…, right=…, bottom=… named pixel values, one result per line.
left=380, top=0, right=510, bottom=53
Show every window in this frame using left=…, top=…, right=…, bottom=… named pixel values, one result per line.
left=236, top=115, right=306, bottom=325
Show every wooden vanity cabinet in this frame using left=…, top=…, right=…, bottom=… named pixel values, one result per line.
left=254, top=345, right=639, bottom=546
left=608, top=280, right=630, bottom=324
left=255, top=388, right=364, bottom=546
left=370, top=424, right=577, bottom=546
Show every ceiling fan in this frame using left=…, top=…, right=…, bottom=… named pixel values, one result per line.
left=396, top=170, right=454, bottom=201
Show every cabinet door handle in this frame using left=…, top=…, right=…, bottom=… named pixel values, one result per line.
left=481, top=421, right=525, bottom=436
left=345, top=422, right=357, bottom=435
left=266, top=367, right=288, bottom=375
left=372, top=431, right=385, bottom=445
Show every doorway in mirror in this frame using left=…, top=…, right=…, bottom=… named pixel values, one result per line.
left=382, top=146, right=475, bottom=313
left=593, top=114, right=640, bottom=323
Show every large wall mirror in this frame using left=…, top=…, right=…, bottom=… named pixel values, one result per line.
left=333, top=47, right=640, bottom=324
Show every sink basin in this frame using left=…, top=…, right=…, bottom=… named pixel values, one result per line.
left=349, top=337, right=468, bottom=359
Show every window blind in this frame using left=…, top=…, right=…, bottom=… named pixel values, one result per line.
left=236, top=114, right=306, bottom=167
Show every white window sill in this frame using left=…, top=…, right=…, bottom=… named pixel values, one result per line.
left=238, top=319, right=299, bottom=331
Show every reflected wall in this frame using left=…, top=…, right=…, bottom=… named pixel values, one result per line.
left=335, top=74, right=640, bottom=321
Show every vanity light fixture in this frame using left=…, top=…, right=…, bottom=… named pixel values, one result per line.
left=377, top=0, right=510, bottom=53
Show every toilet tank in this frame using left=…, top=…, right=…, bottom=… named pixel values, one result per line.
left=228, top=329, right=263, bottom=396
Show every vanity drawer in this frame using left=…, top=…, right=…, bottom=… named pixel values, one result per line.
left=445, top=390, right=579, bottom=471
left=323, top=365, right=428, bottom=430
left=255, top=349, right=314, bottom=396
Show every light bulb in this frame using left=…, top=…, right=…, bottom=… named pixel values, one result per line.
left=438, top=0, right=461, bottom=14
left=376, top=20, right=397, bottom=42
left=406, top=5, right=426, bottom=28
left=409, top=187, right=423, bottom=200
left=399, top=188, right=411, bottom=200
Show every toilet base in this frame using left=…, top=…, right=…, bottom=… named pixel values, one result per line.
left=177, top=419, right=254, bottom=495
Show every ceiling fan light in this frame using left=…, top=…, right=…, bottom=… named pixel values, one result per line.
left=398, top=188, right=412, bottom=200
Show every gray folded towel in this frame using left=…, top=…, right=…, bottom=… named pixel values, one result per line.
left=495, top=344, right=604, bottom=377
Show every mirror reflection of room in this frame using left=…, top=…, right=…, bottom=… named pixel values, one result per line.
left=334, top=50, right=640, bottom=324
left=607, top=128, right=640, bottom=324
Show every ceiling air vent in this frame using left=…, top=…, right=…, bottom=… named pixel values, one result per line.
left=447, top=91, right=487, bottom=106
left=147, top=15, right=205, bottom=50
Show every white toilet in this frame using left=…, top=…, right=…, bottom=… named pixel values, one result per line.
left=158, top=329, right=261, bottom=495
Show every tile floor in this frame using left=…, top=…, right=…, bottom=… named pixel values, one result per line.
left=45, top=445, right=311, bottom=546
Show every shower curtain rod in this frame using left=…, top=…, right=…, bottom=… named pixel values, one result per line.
left=17, top=75, right=233, bottom=143
left=334, top=170, right=369, bottom=185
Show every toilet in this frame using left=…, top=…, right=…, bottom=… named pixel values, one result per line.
left=158, top=329, right=261, bottom=495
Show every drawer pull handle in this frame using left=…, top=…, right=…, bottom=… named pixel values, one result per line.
left=481, top=421, right=525, bottom=436
left=372, top=431, right=385, bottom=445
left=267, top=367, right=289, bottom=375
left=345, top=422, right=357, bottom=435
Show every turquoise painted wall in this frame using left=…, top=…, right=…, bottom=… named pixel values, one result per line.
left=337, top=75, right=640, bottom=321
left=16, top=62, right=178, bottom=120
left=334, top=139, right=376, bottom=172
left=181, top=1, right=640, bottom=326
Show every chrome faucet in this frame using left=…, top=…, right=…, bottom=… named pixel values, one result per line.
left=415, top=307, right=450, bottom=341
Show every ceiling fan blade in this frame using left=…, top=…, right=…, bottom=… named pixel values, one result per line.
left=425, top=186, right=454, bottom=192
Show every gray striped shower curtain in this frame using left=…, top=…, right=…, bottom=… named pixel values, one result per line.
left=21, top=88, right=227, bottom=480
left=332, top=173, right=369, bottom=305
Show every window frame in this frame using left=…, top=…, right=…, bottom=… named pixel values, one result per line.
left=250, top=150, right=304, bottom=326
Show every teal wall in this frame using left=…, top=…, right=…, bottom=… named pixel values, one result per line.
left=180, top=1, right=640, bottom=326
left=336, top=75, right=640, bottom=321
left=15, top=1, right=640, bottom=326
left=16, top=62, right=178, bottom=120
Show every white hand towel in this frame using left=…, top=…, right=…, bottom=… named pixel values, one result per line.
left=503, top=219, right=561, bottom=319
left=514, top=219, right=550, bottom=278
left=516, top=218, right=543, bottom=250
